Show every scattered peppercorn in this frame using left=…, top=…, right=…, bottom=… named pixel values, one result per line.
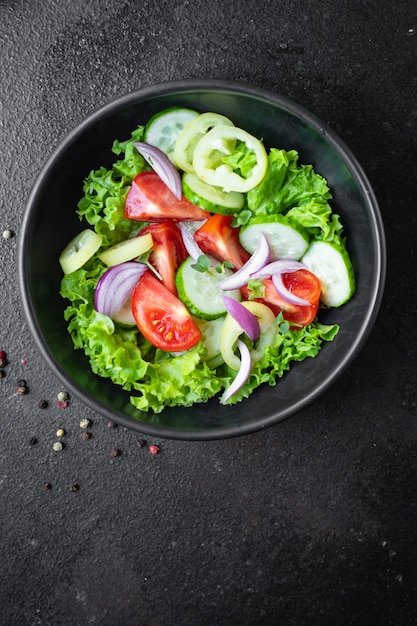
left=57, top=400, right=69, bottom=408
left=107, top=420, right=117, bottom=429
left=0, top=359, right=6, bottom=369
left=81, top=432, right=91, bottom=440
left=109, top=448, right=121, bottom=458
left=0, top=351, right=6, bottom=360
left=17, top=385, right=28, bottom=395
left=38, top=399, right=48, bottom=409
left=56, top=428, right=65, bottom=438
left=44, top=482, right=52, bottom=491
left=80, top=418, right=91, bottom=429
left=137, top=439, right=147, bottom=448
left=17, top=379, right=26, bottom=387
left=0, top=370, right=5, bottom=379
left=53, top=441, right=63, bottom=452
left=29, top=437, right=38, bottom=446
left=149, top=445, right=160, bottom=456
left=57, top=391, right=69, bottom=403
left=69, top=484, right=79, bottom=492
left=2, top=229, right=12, bottom=239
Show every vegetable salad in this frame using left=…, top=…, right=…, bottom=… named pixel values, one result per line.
left=59, top=107, right=354, bottom=413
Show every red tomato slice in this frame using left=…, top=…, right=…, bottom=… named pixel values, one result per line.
left=131, top=271, right=202, bottom=351
left=194, top=214, right=250, bottom=269
left=139, top=222, right=187, bottom=295
left=241, top=269, right=321, bottom=327
left=125, top=171, right=210, bottom=222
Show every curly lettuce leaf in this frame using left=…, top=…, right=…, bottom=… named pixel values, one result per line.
left=222, top=141, right=259, bottom=179
left=222, top=322, right=339, bottom=404
left=76, top=126, right=147, bottom=247
left=130, top=347, right=229, bottom=413
left=247, top=148, right=331, bottom=216
left=285, top=200, right=346, bottom=246
left=60, top=262, right=229, bottom=413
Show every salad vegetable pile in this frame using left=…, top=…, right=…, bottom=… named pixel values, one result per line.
left=59, top=107, right=355, bottom=413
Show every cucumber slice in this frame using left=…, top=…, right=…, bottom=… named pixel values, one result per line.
left=196, top=317, right=225, bottom=362
left=112, top=296, right=136, bottom=328
left=301, top=240, right=355, bottom=307
left=182, top=172, right=245, bottom=215
left=143, top=107, right=199, bottom=161
left=98, top=233, right=153, bottom=267
left=220, top=301, right=277, bottom=370
left=176, top=256, right=241, bottom=320
left=239, top=215, right=309, bottom=260
left=59, top=229, right=102, bottom=274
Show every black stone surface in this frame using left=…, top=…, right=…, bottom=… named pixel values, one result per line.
left=1, top=1, right=416, bottom=624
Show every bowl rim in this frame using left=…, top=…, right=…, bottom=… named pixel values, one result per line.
left=18, top=78, right=386, bottom=440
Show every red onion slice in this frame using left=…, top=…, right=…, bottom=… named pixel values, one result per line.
left=178, top=222, right=204, bottom=260
left=133, top=141, right=182, bottom=200
left=223, top=296, right=260, bottom=341
left=220, top=340, right=252, bottom=404
left=271, top=272, right=311, bottom=306
left=219, top=232, right=270, bottom=290
left=94, top=262, right=148, bottom=318
left=250, top=259, right=307, bottom=280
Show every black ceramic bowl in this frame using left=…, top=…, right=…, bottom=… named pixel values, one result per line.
left=18, top=79, right=386, bottom=440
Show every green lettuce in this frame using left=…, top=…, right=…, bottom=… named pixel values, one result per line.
left=60, top=128, right=342, bottom=415
left=220, top=322, right=339, bottom=405
left=222, top=140, right=260, bottom=179
left=76, top=126, right=147, bottom=247
left=61, top=261, right=230, bottom=413
left=247, top=148, right=331, bottom=216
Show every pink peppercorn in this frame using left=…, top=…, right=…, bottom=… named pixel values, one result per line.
left=0, top=351, right=6, bottom=360
left=149, top=445, right=160, bottom=455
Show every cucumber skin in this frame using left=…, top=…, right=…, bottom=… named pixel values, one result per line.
left=143, top=108, right=199, bottom=157
left=182, top=178, right=236, bottom=216
left=301, top=240, right=355, bottom=307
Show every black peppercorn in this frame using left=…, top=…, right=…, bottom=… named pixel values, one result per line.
left=69, top=484, right=79, bottom=492
left=137, top=439, right=147, bottom=448
left=38, top=399, right=48, bottom=409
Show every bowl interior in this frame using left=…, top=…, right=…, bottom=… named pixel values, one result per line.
left=19, top=80, right=385, bottom=439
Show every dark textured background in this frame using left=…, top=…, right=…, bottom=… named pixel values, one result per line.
left=1, top=1, right=416, bottom=625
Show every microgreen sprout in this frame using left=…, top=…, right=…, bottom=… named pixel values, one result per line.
left=275, top=311, right=290, bottom=334
left=215, top=260, right=235, bottom=274
left=191, top=254, right=211, bottom=273
left=231, top=209, right=252, bottom=228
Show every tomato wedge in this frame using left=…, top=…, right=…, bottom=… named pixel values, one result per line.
left=139, top=222, right=187, bottom=295
left=131, top=271, right=202, bottom=351
left=241, top=269, right=321, bottom=327
left=194, top=214, right=250, bottom=269
left=125, top=171, right=209, bottom=222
